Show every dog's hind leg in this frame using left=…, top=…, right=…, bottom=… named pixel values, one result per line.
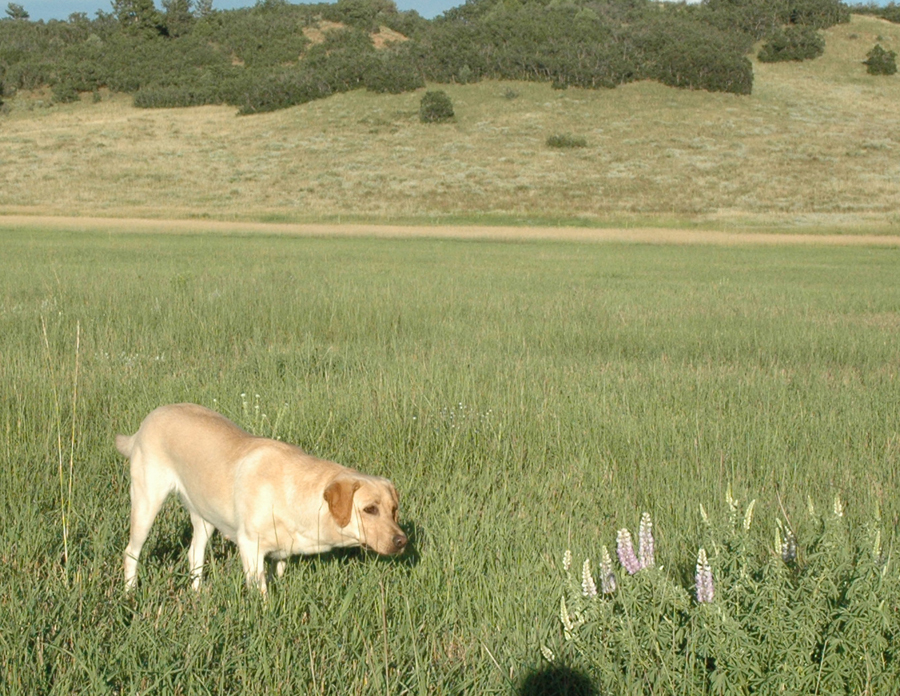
left=124, top=455, right=172, bottom=589
left=188, top=513, right=215, bottom=590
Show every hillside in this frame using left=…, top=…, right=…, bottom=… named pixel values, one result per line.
left=1, top=14, right=898, bottom=231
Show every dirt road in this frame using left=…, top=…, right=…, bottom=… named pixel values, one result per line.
left=2, top=215, right=900, bottom=246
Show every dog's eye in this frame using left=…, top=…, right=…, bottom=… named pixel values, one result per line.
left=363, top=505, right=378, bottom=515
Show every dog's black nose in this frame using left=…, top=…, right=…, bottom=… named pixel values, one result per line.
left=394, top=533, right=408, bottom=550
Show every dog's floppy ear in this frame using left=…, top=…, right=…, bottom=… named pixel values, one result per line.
left=324, top=478, right=362, bottom=528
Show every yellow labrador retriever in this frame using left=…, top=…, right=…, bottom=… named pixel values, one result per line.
left=116, top=403, right=407, bottom=594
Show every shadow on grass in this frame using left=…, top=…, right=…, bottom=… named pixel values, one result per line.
left=131, top=518, right=422, bottom=595
left=519, top=664, right=598, bottom=696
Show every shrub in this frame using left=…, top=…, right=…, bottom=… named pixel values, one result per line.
left=363, top=45, right=424, bottom=94
left=758, top=26, right=825, bottom=62
left=133, top=84, right=219, bottom=108
left=234, top=70, right=334, bottom=115
left=785, top=0, right=850, bottom=28
left=636, top=18, right=754, bottom=95
left=545, top=493, right=900, bottom=694
left=418, top=89, right=453, bottom=123
left=864, top=44, right=898, bottom=75
left=51, top=81, right=80, bottom=103
left=546, top=133, right=587, bottom=149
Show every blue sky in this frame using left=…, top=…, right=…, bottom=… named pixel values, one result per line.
left=14, top=0, right=889, bottom=23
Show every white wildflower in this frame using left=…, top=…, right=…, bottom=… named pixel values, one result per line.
left=582, top=559, right=597, bottom=598
left=743, top=499, right=756, bottom=531
left=600, top=545, right=617, bottom=594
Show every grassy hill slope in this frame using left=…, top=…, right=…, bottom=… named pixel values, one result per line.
left=1, top=14, right=898, bottom=231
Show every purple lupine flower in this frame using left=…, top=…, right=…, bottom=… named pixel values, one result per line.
left=638, top=512, right=655, bottom=570
left=582, top=559, right=597, bottom=598
left=617, top=528, right=641, bottom=575
left=695, top=548, right=714, bottom=603
left=600, top=545, right=617, bottom=594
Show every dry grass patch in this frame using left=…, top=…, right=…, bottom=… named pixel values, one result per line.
left=0, top=15, right=898, bottom=231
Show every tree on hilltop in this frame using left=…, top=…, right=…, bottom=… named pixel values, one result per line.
left=5, top=3, right=29, bottom=20
left=162, top=0, right=194, bottom=36
left=112, top=0, right=164, bottom=38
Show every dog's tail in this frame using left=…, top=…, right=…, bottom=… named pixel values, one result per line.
left=115, top=434, right=135, bottom=458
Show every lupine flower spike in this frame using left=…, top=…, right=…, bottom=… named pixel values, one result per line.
left=743, top=499, right=756, bottom=531
left=600, top=545, right=617, bottom=594
left=563, top=549, right=572, bottom=573
left=638, top=512, right=655, bottom=569
left=582, top=559, right=597, bottom=598
left=782, top=528, right=797, bottom=564
left=695, top=548, right=714, bottom=603
left=617, top=528, right=641, bottom=575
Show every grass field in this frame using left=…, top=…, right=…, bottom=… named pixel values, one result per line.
left=1, top=227, right=898, bottom=693
left=1, top=15, right=899, bottom=231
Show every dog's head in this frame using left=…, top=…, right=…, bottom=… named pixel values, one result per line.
left=323, top=475, right=407, bottom=555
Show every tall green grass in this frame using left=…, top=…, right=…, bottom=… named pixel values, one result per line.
left=1, top=228, right=898, bottom=693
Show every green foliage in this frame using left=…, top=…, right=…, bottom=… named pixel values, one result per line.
left=546, top=133, right=587, bottom=148
left=363, top=44, right=424, bottom=94
left=550, top=496, right=900, bottom=694
left=419, top=89, right=454, bottom=122
left=322, top=0, right=399, bottom=31
left=0, top=0, right=864, bottom=112
left=864, top=44, right=898, bottom=75
left=758, top=25, right=826, bottom=62
left=112, top=0, right=166, bottom=39
left=5, top=2, right=28, bottom=20
left=636, top=16, right=754, bottom=95
left=161, top=0, right=195, bottom=38
left=856, top=1, right=900, bottom=24
left=785, top=0, right=850, bottom=28
left=204, top=4, right=311, bottom=68
left=51, top=80, right=80, bottom=103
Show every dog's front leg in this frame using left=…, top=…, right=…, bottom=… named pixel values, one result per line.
left=238, top=535, right=268, bottom=595
left=188, top=514, right=215, bottom=590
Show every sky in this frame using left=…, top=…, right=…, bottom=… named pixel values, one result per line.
left=13, top=0, right=890, bottom=23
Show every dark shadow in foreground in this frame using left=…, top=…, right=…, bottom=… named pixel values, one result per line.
left=519, top=664, right=598, bottom=696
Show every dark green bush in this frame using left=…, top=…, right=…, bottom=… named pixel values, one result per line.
left=233, top=69, right=334, bottom=115
left=864, top=44, right=898, bottom=75
left=0, top=0, right=814, bottom=113
left=51, top=80, right=80, bottom=103
left=636, top=17, right=754, bottom=95
left=133, top=85, right=217, bottom=108
left=546, top=133, right=587, bottom=149
left=864, top=2, right=900, bottom=24
left=758, top=26, right=825, bottom=62
left=785, top=0, right=850, bottom=28
left=363, top=44, right=424, bottom=94
left=321, top=0, right=398, bottom=32
left=206, top=4, right=310, bottom=68
left=419, top=89, right=453, bottom=123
